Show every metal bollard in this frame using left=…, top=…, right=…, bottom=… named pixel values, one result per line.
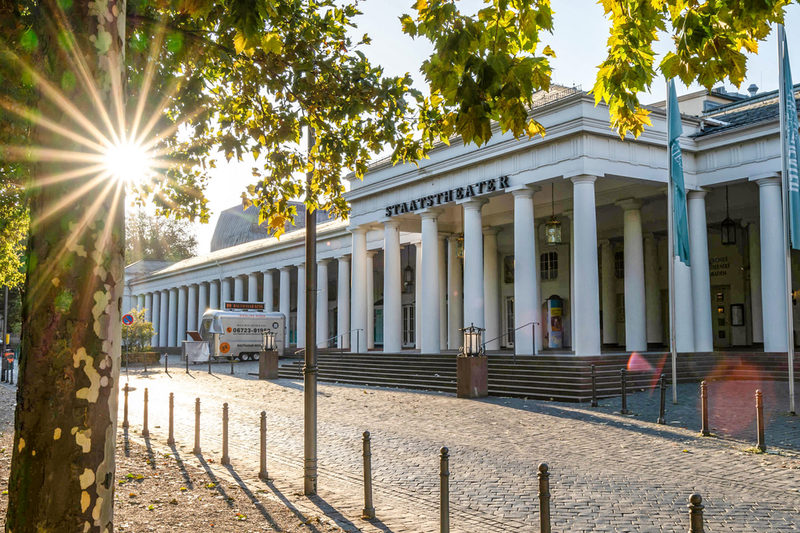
left=142, top=388, right=150, bottom=438
left=361, top=431, right=375, bottom=520
left=538, top=463, right=551, bottom=533
left=688, top=493, right=704, bottom=533
left=439, top=447, right=449, bottom=533
left=165, top=352, right=169, bottom=374
left=259, top=411, right=268, bottom=481
left=230, top=355, right=234, bottom=375
left=185, top=352, right=189, bottom=373
left=701, top=381, right=710, bottom=436
left=167, top=393, right=175, bottom=446
left=590, top=364, right=598, bottom=407
left=620, top=369, right=629, bottom=414
left=657, top=374, right=666, bottom=425
left=122, top=383, right=129, bottom=429
left=221, top=403, right=230, bottom=465
left=193, top=398, right=201, bottom=455
left=9, top=359, right=12, bottom=384
left=756, top=389, right=766, bottom=452
left=208, top=353, right=212, bottom=375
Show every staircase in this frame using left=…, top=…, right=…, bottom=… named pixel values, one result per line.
left=278, top=351, right=800, bottom=403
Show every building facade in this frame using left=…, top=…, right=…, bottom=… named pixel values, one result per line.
left=125, top=85, right=800, bottom=356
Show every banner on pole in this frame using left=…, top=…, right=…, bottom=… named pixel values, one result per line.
left=780, top=30, right=800, bottom=251
left=668, top=79, right=691, bottom=266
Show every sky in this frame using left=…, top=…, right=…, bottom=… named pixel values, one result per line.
left=192, top=0, right=800, bottom=253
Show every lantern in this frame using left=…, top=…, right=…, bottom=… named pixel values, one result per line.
left=460, top=323, right=485, bottom=357
left=721, top=186, right=736, bottom=245
left=545, top=182, right=562, bottom=245
left=261, top=329, right=276, bottom=352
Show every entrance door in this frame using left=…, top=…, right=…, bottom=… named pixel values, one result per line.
left=503, top=296, right=515, bottom=348
left=402, top=304, right=415, bottom=347
left=712, top=286, right=731, bottom=348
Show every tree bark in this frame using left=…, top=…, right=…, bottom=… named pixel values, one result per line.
left=6, top=1, right=126, bottom=531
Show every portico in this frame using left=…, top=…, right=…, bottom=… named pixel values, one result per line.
left=125, top=85, right=800, bottom=360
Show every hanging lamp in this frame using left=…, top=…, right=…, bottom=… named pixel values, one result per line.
left=720, top=186, right=736, bottom=245
left=544, top=182, right=562, bottom=245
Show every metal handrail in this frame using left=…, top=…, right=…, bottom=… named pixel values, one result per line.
left=294, top=328, right=365, bottom=356
left=482, top=321, right=539, bottom=362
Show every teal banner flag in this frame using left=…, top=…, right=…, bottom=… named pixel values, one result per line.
left=780, top=30, right=800, bottom=250
left=668, top=79, right=691, bottom=266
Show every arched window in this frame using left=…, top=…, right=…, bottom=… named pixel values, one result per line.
left=540, top=251, right=558, bottom=281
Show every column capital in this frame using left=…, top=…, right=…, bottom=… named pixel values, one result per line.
left=509, top=185, right=541, bottom=198
left=382, top=219, right=400, bottom=229
left=482, top=226, right=501, bottom=236
left=317, top=258, right=331, bottom=265
left=418, top=207, right=444, bottom=220
left=615, top=197, right=642, bottom=211
left=755, top=175, right=781, bottom=188
left=459, top=197, right=488, bottom=209
left=687, top=189, right=708, bottom=200
left=338, top=253, right=351, bottom=262
left=569, top=174, right=598, bottom=185
left=365, top=250, right=378, bottom=258
left=279, top=265, right=291, bottom=272
left=598, top=238, right=612, bottom=248
left=438, top=232, right=449, bottom=241
left=349, top=225, right=367, bottom=235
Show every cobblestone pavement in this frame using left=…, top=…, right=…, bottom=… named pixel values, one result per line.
left=119, top=360, right=800, bottom=532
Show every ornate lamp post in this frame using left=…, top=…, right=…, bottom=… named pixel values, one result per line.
left=544, top=183, right=562, bottom=245
left=259, top=328, right=279, bottom=380
left=457, top=323, right=488, bottom=398
left=720, top=186, right=737, bottom=245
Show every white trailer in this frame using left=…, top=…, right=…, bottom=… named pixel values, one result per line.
left=198, top=309, right=286, bottom=360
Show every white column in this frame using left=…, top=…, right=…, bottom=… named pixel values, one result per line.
left=366, top=251, right=376, bottom=350
left=447, top=236, right=463, bottom=349
left=758, top=177, right=789, bottom=352
left=296, top=264, right=306, bottom=350
left=137, top=294, right=145, bottom=310
left=513, top=189, right=539, bottom=355
left=279, top=267, right=291, bottom=347
left=571, top=176, right=601, bottom=355
left=617, top=198, right=647, bottom=352
left=234, top=275, right=245, bottom=301
left=187, top=284, right=198, bottom=333
left=483, top=227, right=500, bottom=351
left=337, top=256, right=351, bottom=350
left=248, top=273, right=259, bottom=303
left=463, top=199, right=486, bottom=329
left=439, top=234, right=448, bottom=351
left=351, top=227, right=368, bottom=353
left=674, top=256, right=696, bottom=352
left=209, top=280, right=219, bottom=310
left=748, top=222, right=764, bottom=343
left=687, top=190, right=713, bottom=352
left=221, top=277, right=231, bottom=306
left=599, top=240, right=617, bottom=345
left=383, top=222, right=402, bottom=352
left=144, top=293, right=153, bottom=323
left=198, top=282, right=209, bottom=324
left=151, top=291, right=160, bottom=347
left=263, top=271, right=274, bottom=311
left=414, top=242, right=422, bottom=349
left=317, top=259, right=329, bottom=348
left=419, top=211, right=441, bottom=353
left=644, top=234, right=663, bottom=344
left=168, top=287, right=178, bottom=347
left=177, top=286, right=187, bottom=345
left=159, top=290, right=169, bottom=348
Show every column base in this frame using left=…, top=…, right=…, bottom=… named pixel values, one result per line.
left=457, top=355, right=488, bottom=398
left=258, top=351, right=279, bottom=379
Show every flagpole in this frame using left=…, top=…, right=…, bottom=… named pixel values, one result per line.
left=666, top=79, right=679, bottom=404
left=777, top=23, right=797, bottom=415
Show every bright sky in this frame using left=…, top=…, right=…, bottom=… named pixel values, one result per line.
left=193, top=1, right=800, bottom=253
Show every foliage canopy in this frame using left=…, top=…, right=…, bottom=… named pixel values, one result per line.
left=125, top=210, right=197, bottom=264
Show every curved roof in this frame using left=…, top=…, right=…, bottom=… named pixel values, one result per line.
left=209, top=205, right=269, bottom=252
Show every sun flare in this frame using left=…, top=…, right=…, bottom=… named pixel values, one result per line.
left=103, top=141, right=154, bottom=185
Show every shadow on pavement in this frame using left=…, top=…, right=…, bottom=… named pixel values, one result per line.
left=264, top=481, right=326, bottom=533
left=223, top=464, right=281, bottom=528
left=167, top=444, right=194, bottom=489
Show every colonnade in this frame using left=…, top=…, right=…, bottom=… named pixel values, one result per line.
left=131, top=173, right=791, bottom=356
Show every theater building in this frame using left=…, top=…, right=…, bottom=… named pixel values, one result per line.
left=125, top=84, right=800, bottom=357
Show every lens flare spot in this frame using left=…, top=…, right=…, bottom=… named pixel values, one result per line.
left=103, top=141, right=153, bottom=185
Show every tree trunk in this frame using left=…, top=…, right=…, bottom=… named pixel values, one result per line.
left=6, top=1, right=126, bottom=531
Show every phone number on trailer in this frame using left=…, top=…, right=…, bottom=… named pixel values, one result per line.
left=230, top=327, right=270, bottom=334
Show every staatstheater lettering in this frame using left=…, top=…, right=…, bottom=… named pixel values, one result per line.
left=384, top=176, right=511, bottom=218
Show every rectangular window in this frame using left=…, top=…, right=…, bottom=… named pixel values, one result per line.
left=402, top=304, right=415, bottom=346
left=540, top=251, right=558, bottom=281
left=614, top=251, right=625, bottom=279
